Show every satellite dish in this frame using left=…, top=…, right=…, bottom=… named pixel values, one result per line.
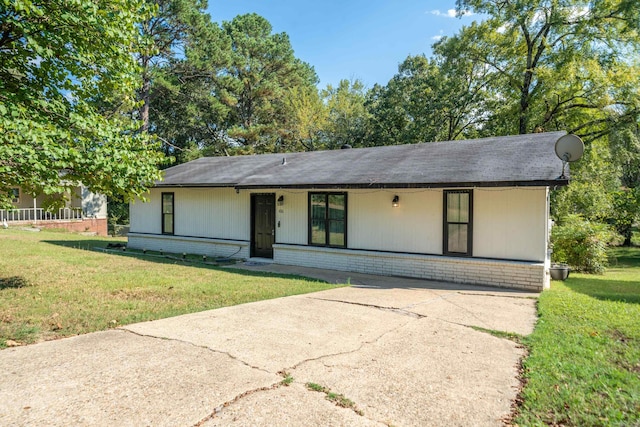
left=555, top=134, right=584, bottom=163
left=555, top=134, right=584, bottom=179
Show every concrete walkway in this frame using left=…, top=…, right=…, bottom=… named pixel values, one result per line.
left=0, top=265, right=538, bottom=426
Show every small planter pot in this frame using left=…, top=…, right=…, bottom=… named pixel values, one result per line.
left=550, top=264, right=570, bottom=280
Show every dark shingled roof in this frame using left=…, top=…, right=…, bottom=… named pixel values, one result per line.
left=157, top=131, right=570, bottom=189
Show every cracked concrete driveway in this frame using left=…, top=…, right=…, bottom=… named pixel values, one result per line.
left=0, top=266, right=538, bottom=426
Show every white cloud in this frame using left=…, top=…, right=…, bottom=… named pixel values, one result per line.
left=432, top=30, right=445, bottom=41
left=568, top=6, right=590, bottom=20
left=496, top=23, right=510, bottom=34
left=429, top=9, right=474, bottom=18
left=531, top=9, right=546, bottom=24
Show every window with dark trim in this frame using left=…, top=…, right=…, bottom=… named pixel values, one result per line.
left=162, top=192, right=174, bottom=235
left=309, top=192, right=347, bottom=248
left=11, top=188, right=19, bottom=203
left=444, top=190, right=472, bottom=256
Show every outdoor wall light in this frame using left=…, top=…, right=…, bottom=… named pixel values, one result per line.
left=392, top=195, right=400, bottom=207
left=277, top=195, right=284, bottom=206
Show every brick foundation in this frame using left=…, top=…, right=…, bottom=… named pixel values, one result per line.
left=274, top=244, right=546, bottom=292
left=124, top=234, right=548, bottom=291
left=128, top=233, right=249, bottom=259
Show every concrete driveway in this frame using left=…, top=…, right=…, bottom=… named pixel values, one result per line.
left=0, top=265, right=538, bottom=426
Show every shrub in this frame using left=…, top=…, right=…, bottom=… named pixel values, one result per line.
left=551, top=215, right=620, bottom=273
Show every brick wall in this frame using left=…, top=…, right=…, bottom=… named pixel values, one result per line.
left=274, top=244, right=546, bottom=291
left=128, top=233, right=249, bottom=259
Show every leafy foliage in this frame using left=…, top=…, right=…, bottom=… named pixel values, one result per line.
left=219, top=13, right=318, bottom=153
left=552, top=139, right=619, bottom=221
left=552, top=215, right=620, bottom=273
left=0, top=0, right=165, bottom=209
left=455, top=0, right=640, bottom=138
left=281, top=85, right=327, bottom=151
left=322, top=79, right=371, bottom=149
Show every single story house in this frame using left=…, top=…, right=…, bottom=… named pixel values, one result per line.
left=2, top=185, right=108, bottom=235
left=128, top=131, right=571, bottom=291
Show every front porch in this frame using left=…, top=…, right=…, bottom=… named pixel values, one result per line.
left=1, top=207, right=83, bottom=222
left=2, top=186, right=108, bottom=235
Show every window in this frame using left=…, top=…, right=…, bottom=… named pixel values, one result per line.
left=444, top=190, right=472, bottom=256
left=11, top=188, right=19, bottom=203
left=309, top=192, right=347, bottom=247
left=162, top=192, right=174, bottom=235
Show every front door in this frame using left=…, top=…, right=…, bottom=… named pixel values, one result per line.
left=251, top=194, right=275, bottom=258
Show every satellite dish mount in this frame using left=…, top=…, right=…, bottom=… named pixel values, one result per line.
left=554, top=134, right=584, bottom=180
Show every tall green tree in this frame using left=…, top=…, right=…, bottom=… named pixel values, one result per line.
left=366, top=57, right=443, bottom=146
left=322, top=79, right=371, bottom=148
left=454, top=0, right=640, bottom=138
left=367, top=53, right=493, bottom=145
left=281, top=85, right=328, bottom=151
left=145, top=7, right=231, bottom=162
left=137, top=0, right=213, bottom=132
left=219, top=13, right=318, bottom=153
left=0, top=0, right=164, bottom=209
left=552, top=139, right=620, bottom=222
left=608, top=124, right=640, bottom=245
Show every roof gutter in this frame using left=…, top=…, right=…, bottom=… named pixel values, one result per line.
left=152, top=178, right=570, bottom=190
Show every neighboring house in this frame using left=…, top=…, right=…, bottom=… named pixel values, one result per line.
left=128, top=131, right=571, bottom=291
left=1, top=185, right=108, bottom=236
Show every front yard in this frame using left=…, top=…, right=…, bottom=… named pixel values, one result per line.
left=2, top=229, right=639, bottom=425
left=515, top=247, right=640, bottom=426
left=0, top=229, right=336, bottom=347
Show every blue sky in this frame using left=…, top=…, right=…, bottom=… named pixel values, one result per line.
left=206, top=1, right=479, bottom=88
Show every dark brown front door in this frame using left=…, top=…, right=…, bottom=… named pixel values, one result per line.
left=251, top=194, right=275, bottom=258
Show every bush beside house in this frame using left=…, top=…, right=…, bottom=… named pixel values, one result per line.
left=551, top=214, right=621, bottom=274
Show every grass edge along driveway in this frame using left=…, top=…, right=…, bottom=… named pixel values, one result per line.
left=514, top=247, right=640, bottom=426
left=0, top=229, right=339, bottom=348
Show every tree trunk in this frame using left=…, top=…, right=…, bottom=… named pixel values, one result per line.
left=519, top=72, right=532, bottom=134
left=140, top=56, right=150, bottom=132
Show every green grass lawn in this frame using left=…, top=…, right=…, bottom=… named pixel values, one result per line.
left=515, top=246, right=640, bottom=426
left=0, top=229, right=338, bottom=348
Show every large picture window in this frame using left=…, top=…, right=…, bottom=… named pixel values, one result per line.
left=309, top=192, right=347, bottom=247
left=162, top=192, right=174, bottom=235
left=444, top=190, right=472, bottom=256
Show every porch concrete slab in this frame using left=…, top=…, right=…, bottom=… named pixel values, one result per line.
left=289, top=317, right=523, bottom=427
left=309, top=288, right=537, bottom=336
left=227, top=262, right=539, bottom=298
left=123, top=296, right=411, bottom=373
left=0, top=330, right=279, bottom=427
left=408, top=292, right=538, bottom=336
left=205, top=383, right=383, bottom=427
left=230, top=262, right=539, bottom=335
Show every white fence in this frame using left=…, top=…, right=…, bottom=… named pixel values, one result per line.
left=0, top=208, right=83, bottom=222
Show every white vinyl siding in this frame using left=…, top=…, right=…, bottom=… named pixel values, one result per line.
left=130, top=186, right=548, bottom=264
left=274, top=191, right=307, bottom=245
left=474, top=187, right=548, bottom=262
left=348, top=189, right=442, bottom=254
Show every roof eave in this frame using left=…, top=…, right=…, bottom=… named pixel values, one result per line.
left=153, top=183, right=237, bottom=188
left=234, top=179, right=569, bottom=190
